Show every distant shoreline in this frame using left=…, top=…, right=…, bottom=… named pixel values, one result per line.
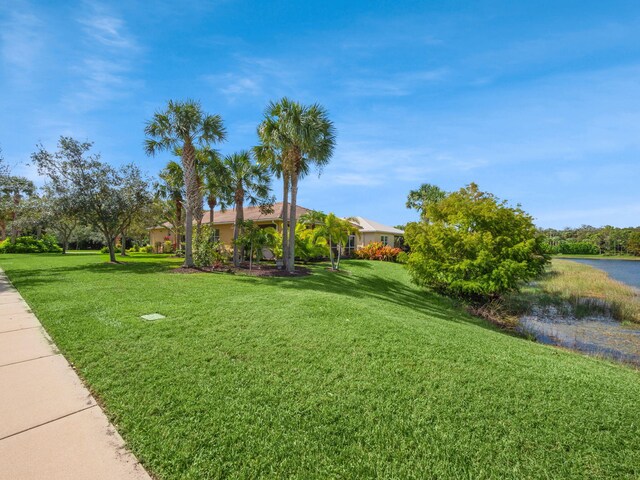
left=554, top=254, right=640, bottom=261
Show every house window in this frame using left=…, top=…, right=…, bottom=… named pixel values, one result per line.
left=381, top=235, right=389, bottom=246
left=211, top=228, right=220, bottom=243
left=346, top=235, right=356, bottom=256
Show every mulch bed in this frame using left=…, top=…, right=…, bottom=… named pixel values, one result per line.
left=171, top=263, right=311, bottom=277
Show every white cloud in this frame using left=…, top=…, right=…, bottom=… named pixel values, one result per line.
left=78, top=12, right=138, bottom=50
left=0, top=5, right=45, bottom=82
left=203, top=73, right=263, bottom=97
left=342, top=68, right=449, bottom=97
left=63, top=2, right=141, bottom=111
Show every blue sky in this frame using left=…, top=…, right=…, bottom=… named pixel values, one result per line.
left=1, top=0, right=639, bottom=229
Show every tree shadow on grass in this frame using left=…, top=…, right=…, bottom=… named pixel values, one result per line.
left=234, top=263, right=500, bottom=333
left=1, top=256, right=180, bottom=289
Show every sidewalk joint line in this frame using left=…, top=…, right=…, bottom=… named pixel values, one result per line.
left=0, top=404, right=98, bottom=442
left=0, top=353, right=59, bottom=369
left=0, top=326, right=39, bottom=334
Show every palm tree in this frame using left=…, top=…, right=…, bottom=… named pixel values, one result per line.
left=201, top=149, right=231, bottom=226
left=156, top=160, right=185, bottom=251
left=144, top=100, right=226, bottom=267
left=298, top=209, right=326, bottom=230
left=223, top=151, right=272, bottom=267
left=256, top=98, right=336, bottom=273
left=313, top=213, right=355, bottom=271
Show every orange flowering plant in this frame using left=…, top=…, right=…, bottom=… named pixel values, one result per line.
left=355, top=242, right=402, bottom=262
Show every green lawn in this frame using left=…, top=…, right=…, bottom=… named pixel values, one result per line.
left=1, top=253, right=639, bottom=479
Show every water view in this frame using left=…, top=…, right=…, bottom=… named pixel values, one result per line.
left=570, top=258, right=640, bottom=289
left=519, top=259, right=640, bottom=366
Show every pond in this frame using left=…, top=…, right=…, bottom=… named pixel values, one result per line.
left=519, top=307, right=640, bottom=366
left=569, top=258, right=640, bottom=289
left=518, top=258, right=640, bottom=367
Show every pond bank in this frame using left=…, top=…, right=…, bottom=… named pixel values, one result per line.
left=504, top=259, right=640, bottom=366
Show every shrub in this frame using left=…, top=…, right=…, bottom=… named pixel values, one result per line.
left=100, top=245, right=121, bottom=254
left=396, top=251, right=409, bottom=264
left=194, top=226, right=226, bottom=267
left=163, top=240, right=174, bottom=254
left=0, top=235, right=63, bottom=254
left=404, top=183, right=548, bottom=300
left=140, top=245, right=154, bottom=253
left=295, top=225, right=329, bottom=262
left=355, top=242, right=402, bottom=261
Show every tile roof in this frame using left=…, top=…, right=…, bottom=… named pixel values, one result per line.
left=350, top=216, right=404, bottom=234
left=153, top=202, right=312, bottom=229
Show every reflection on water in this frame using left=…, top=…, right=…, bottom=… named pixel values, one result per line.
left=519, top=306, right=640, bottom=366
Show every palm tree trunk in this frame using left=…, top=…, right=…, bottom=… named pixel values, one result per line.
left=281, top=170, right=289, bottom=270
left=336, top=243, right=341, bottom=270
left=184, top=208, right=194, bottom=267
left=329, top=239, right=335, bottom=270
left=288, top=172, right=298, bottom=273
left=182, top=141, right=199, bottom=268
left=208, top=197, right=216, bottom=224
left=233, top=194, right=244, bottom=267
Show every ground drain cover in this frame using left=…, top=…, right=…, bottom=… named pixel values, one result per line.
left=141, top=313, right=165, bottom=321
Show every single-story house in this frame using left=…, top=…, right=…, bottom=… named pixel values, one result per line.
left=148, top=202, right=404, bottom=255
left=346, top=217, right=405, bottom=255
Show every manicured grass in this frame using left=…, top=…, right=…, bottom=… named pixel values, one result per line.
left=1, top=253, right=639, bottom=479
left=508, top=259, right=640, bottom=323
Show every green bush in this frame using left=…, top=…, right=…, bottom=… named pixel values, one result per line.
left=405, top=183, right=548, bottom=300
left=558, top=241, right=599, bottom=255
left=163, top=240, right=174, bottom=254
left=0, top=235, right=63, bottom=254
left=100, top=245, right=121, bottom=254
left=396, top=251, right=409, bottom=264
left=140, top=245, right=154, bottom=253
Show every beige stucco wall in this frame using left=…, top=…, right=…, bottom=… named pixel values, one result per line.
left=148, top=220, right=282, bottom=253
left=356, top=232, right=397, bottom=248
left=149, top=228, right=173, bottom=248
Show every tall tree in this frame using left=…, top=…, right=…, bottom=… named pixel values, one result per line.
left=406, top=183, right=446, bottom=221
left=256, top=98, right=336, bottom=272
left=144, top=100, right=226, bottom=267
left=40, top=185, right=78, bottom=254
left=32, top=137, right=151, bottom=263
left=223, top=151, right=272, bottom=267
left=0, top=175, right=35, bottom=242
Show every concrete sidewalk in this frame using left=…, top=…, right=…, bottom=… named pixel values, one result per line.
left=0, top=270, right=151, bottom=480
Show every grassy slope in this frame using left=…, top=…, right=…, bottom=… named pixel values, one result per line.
left=1, top=253, right=639, bottom=480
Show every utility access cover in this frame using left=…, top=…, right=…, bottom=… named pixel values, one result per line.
left=141, top=313, right=165, bottom=321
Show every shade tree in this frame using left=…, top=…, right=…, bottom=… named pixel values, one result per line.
left=32, top=137, right=152, bottom=263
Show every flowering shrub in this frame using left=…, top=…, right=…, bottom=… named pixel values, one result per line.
left=355, top=242, right=402, bottom=262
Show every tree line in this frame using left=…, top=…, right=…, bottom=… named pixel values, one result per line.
left=0, top=97, right=337, bottom=269
left=539, top=225, right=640, bottom=256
